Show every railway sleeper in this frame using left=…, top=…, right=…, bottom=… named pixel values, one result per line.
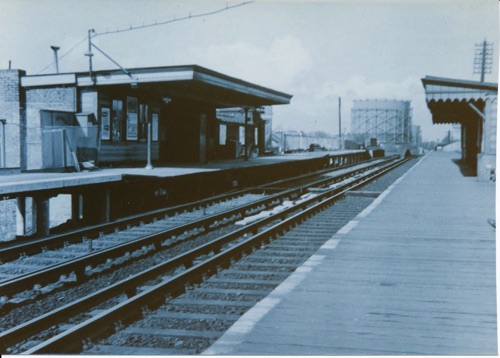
left=203, top=277, right=283, bottom=287
left=89, top=343, right=189, bottom=355
left=192, top=287, right=271, bottom=297
left=122, top=326, right=222, bottom=340
left=219, top=268, right=291, bottom=278
left=11, top=159, right=410, bottom=353
left=169, top=298, right=256, bottom=308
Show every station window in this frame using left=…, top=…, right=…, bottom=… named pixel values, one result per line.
left=112, top=99, right=123, bottom=140
left=239, top=126, right=245, bottom=146
left=219, top=124, right=227, bottom=145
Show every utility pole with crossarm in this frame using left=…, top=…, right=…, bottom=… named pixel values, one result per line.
left=473, top=39, right=493, bottom=83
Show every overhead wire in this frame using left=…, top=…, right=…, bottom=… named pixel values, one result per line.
left=92, top=1, right=253, bottom=37
left=36, top=1, right=253, bottom=74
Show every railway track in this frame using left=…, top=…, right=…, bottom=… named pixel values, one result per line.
left=0, top=156, right=413, bottom=354
left=0, top=157, right=393, bottom=300
left=0, top=156, right=393, bottom=263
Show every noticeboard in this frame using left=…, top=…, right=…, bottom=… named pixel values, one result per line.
left=126, top=96, right=138, bottom=140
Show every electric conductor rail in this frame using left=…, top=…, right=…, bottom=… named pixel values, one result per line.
left=0, top=157, right=397, bottom=299
left=0, top=156, right=396, bottom=263
left=0, top=157, right=411, bottom=354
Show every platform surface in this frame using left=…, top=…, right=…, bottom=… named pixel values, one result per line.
left=205, top=151, right=497, bottom=355
left=0, top=151, right=348, bottom=196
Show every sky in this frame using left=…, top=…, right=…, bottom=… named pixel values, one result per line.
left=1, top=0, right=498, bottom=142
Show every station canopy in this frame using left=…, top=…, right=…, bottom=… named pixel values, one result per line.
left=421, top=76, right=498, bottom=124
left=21, top=65, right=293, bottom=109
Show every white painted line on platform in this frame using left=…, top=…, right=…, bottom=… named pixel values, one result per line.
left=205, top=155, right=433, bottom=355
left=337, top=220, right=359, bottom=234
left=203, top=296, right=282, bottom=354
left=204, top=254, right=327, bottom=354
left=320, top=238, right=341, bottom=249
left=357, top=154, right=428, bottom=218
left=226, top=297, right=281, bottom=335
left=304, top=254, right=326, bottom=264
left=273, top=269, right=309, bottom=294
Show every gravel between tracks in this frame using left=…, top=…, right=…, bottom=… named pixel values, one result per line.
left=85, top=158, right=418, bottom=355
left=3, top=158, right=418, bottom=354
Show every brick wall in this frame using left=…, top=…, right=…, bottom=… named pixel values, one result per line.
left=0, top=69, right=25, bottom=168
left=484, top=95, right=497, bottom=156
left=25, top=86, right=77, bottom=170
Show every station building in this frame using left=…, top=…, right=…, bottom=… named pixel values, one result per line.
left=0, top=65, right=292, bottom=172
left=421, top=76, right=497, bottom=181
left=215, top=106, right=272, bottom=158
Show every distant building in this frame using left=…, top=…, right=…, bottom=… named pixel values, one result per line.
left=351, top=99, right=413, bottom=151
left=216, top=106, right=271, bottom=158
left=269, top=131, right=340, bottom=153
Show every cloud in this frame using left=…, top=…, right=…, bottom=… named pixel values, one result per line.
left=315, top=75, right=422, bottom=102
left=187, top=35, right=312, bottom=90
left=264, top=35, right=312, bottom=88
left=273, top=74, right=451, bottom=141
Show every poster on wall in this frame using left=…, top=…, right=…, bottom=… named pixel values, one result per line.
left=152, top=113, right=159, bottom=141
left=101, top=107, right=111, bottom=140
left=239, top=126, right=245, bottom=145
left=126, top=96, right=138, bottom=140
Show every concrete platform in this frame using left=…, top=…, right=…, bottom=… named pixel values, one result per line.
left=204, top=151, right=497, bottom=355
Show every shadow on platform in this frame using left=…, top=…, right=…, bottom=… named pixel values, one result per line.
left=452, top=158, right=476, bottom=177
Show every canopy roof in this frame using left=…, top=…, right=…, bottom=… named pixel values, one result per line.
left=21, top=65, right=293, bottom=108
left=421, top=76, right=498, bottom=124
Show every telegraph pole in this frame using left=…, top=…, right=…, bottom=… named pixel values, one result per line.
left=474, top=39, right=493, bottom=82
left=85, top=29, right=95, bottom=82
left=244, top=108, right=249, bottom=161
left=50, top=46, right=60, bottom=73
left=338, top=97, right=342, bottom=151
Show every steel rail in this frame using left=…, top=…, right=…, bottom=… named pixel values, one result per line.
left=0, top=189, right=252, bottom=261
left=0, top=158, right=396, bottom=297
left=0, top=157, right=389, bottom=262
left=14, top=157, right=410, bottom=354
